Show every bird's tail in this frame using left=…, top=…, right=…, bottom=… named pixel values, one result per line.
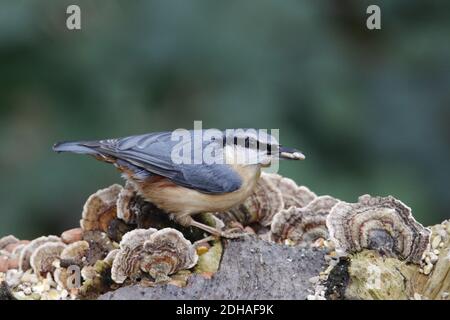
left=52, top=140, right=101, bottom=155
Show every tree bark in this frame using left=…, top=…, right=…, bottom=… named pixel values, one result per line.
left=99, top=235, right=327, bottom=300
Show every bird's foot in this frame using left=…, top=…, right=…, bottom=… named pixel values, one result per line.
left=220, top=227, right=247, bottom=239
left=174, top=214, right=247, bottom=240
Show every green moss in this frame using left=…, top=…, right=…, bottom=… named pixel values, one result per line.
left=194, top=240, right=223, bottom=275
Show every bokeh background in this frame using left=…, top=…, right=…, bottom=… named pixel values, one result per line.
left=1, top=0, right=449, bottom=238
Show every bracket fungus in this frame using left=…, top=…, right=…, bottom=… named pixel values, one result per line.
left=111, top=228, right=198, bottom=284
left=55, top=252, right=97, bottom=295
left=19, top=236, right=62, bottom=271
left=141, top=228, right=198, bottom=282
left=116, top=182, right=137, bottom=225
left=0, top=256, right=8, bottom=273
left=217, top=174, right=284, bottom=227
left=0, top=235, right=19, bottom=250
left=263, top=173, right=317, bottom=209
left=60, top=241, right=89, bottom=267
left=82, top=231, right=117, bottom=265
left=3, top=172, right=447, bottom=300
left=53, top=268, right=71, bottom=291
left=326, top=195, right=431, bottom=264
left=30, top=242, right=66, bottom=278
left=111, top=228, right=158, bottom=284
left=80, top=184, right=122, bottom=232
left=1, top=236, right=23, bottom=272
left=270, top=195, right=339, bottom=246
left=103, top=249, right=119, bottom=266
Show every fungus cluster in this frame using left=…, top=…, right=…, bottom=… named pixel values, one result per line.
left=0, top=182, right=205, bottom=300
left=216, top=173, right=284, bottom=228
left=264, top=173, right=317, bottom=209
left=1, top=172, right=446, bottom=300
left=215, top=172, right=317, bottom=232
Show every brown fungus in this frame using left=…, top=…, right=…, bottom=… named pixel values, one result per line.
left=262, top=173, right=317, bottom=209
left=53, top=267, right=71, bottom=290
left=82, top=231, right=117, bottom=265
left=80, top=184, right=122, bottom=232
left=216, top=174, right=284, bottom=227
left=111, top=228, right=157, bottom=284
left=141, top=228, right=198, bottom=282
left=19, top=236, right=62, bottom=271
left=60, top=241, right=90, bottom=267
left=270, top=195, right=339, bottom=246
left=116, top=182, right=138, bottom=224
left=103, top=249, right=119, bottom=266
left=107, top=218, right=134, bottom=243
left=0, top=235, right=19, bottom=250
left=6, top=243, right=27, bottom=270
left=326, top=195, right=431, bottom=264
left=111, top=228, right=198, bottom=284
left=0, top=256, right=8, bottom=273
left=30, top=242, right=66, bottom=278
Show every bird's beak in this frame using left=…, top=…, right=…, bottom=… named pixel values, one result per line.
left=279, top=146, right=306, bottom=160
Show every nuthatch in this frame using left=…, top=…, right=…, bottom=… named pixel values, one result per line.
left=53, top=129, right=305, bottom=236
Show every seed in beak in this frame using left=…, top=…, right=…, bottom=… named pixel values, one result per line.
left=280, top=151, right=305, bottom=160
left=292, top=152, right=305, bottom=160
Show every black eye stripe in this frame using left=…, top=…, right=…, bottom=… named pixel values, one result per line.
left=227, top=136, right=273, bottom=153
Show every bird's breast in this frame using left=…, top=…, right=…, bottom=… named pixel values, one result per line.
left=133, top=165, right=261, bottom=215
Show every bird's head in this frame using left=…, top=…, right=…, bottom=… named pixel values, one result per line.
left=221, top=129, right=305, bottom=167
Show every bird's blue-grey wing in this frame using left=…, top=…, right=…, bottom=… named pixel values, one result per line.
left=55, top=131, right=242, bottom=194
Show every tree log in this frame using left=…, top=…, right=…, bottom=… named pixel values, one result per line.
left=99, top=236, right=327, bottom=300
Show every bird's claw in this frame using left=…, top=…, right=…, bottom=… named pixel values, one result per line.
left=219, top=228, right=247, bottom=239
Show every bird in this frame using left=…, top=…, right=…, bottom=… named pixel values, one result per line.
left=53, top=129, right=305, bottom=236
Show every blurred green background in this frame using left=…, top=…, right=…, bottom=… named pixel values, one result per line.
left=0, top=0, right=449, bottom=239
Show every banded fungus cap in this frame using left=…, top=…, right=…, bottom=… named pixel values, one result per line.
left=326, top=194, right=431, bottom=264
left=262, top=173, right=317, bottom=209
left=30, top=242, right=66, bottom=278
left=0, top=235, right=19, bottom=250
left=103, top=248, right=119, bottom=266
left=141, top=228, right=198, bottom=281
left=80, top=184, right=123, bottom=232
left=60, top=241, right=90, bottom=267
left=116, top=182, right=137, bottom=224
left=111, top=228, right=157, bottom=284
left=19, top=235, right=62, bottom=271
left=270, top=195, right=339, bottom=245
left=218, top=173, right=284, bottom=227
